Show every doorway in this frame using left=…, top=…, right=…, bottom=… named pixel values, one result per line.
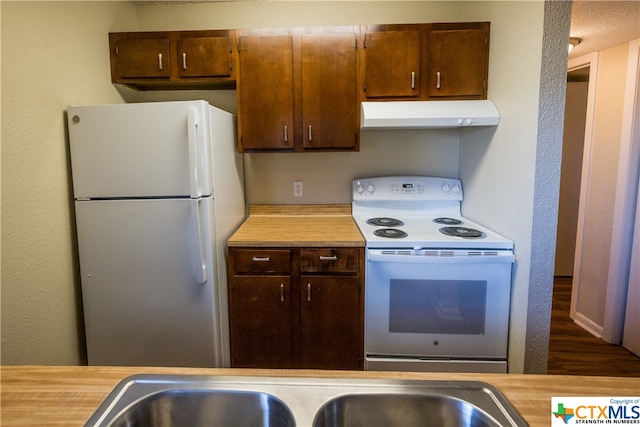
left=554, top=44, right=640, bottom=354
left=553, top=53, right=600, bottom=338
left=555, top=65, right=590, bottom=277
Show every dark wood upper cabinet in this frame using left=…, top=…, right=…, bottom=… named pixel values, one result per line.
left=362, top=23, right=489, bottom=101
left=114, top=37, right=171, bottom=79
left=109, top=30, right=236, bottom=90
left=301, top=32, right=359, bottom=151
left=237, top=34, right=295, bottom=152
left=236, top=27, right=359, bottom=153
left=108, top=23, right=490, bottom=152
left=428, top=23, right=490, bottom=99
left=177, top=36, right=232, bottom=78
left=363, top=29, right=422, bottom=98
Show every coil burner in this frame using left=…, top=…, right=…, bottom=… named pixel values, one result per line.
left=373, top=228, right=408, bottom=239
left=439, top=226, right=486, bottom=239
left=433, top=217, right=463, bottom=225
left=367, top=217, right=405, bottom=227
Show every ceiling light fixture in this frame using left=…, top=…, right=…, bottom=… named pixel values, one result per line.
left=568, top=37, right=582, bottom=53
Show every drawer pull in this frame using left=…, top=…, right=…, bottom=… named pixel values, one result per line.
left=252, top=256, right=270, bottom=262
left=436, top=71, right=441, bottom=89
left=158, top=53, right=164, bottom=70
left=280, top=284, right=285, bottom=302
left=411, top=71, right=416, bottom=89
left=307, top=283, right=312, bottom=302
left=319, top=255, right=338, bottom=261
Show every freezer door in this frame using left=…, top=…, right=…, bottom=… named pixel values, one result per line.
left=67, top=101, right=212, bottom=199
left=74, top=198, right=222, bottom=367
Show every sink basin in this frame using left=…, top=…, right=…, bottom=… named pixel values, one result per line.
left=313, top=393, right=501, bottom=427
left=108, top=389, right=295, bottom=427
left=85, top=375, right=528, bottom=427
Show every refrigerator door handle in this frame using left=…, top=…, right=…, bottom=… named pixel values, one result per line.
left=191, top=199, right=208, bottom=284
left=187, top=108, right=201, bottom=198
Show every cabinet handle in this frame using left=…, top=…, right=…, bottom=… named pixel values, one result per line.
left=158, top=53, right=164, bottom=70
left=307, top=283, right=312, bottom=302
left=436, top=71, right=441, bottom=90
left=284, top=125, right=288, bottom=143
left=319, top=255, right=338, bottom=261
left=280, top=284, right=285, bottom=302
left=252, top=256, right=270, bottom=262
left=182, top=52, right=187, bottom=70
left=308, top=125, right=312, bottom=142
left=411, top=71, right=416, bottom=89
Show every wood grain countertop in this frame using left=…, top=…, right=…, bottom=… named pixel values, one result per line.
left=227, top=204, right=365, bottom=247
left=2, top=366, right=638, bottom=426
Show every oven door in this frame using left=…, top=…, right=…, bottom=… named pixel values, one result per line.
left=365, top=249, right=514, bottom=360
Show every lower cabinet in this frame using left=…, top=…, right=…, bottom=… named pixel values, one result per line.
left=229, top=275, right=292, bottom=368
left=228, top=247, right=364, bottom=370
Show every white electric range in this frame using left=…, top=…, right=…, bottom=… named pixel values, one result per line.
left=352, top=176, right=515, bottom=373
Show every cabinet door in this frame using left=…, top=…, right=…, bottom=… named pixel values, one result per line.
left=364, top=30, right=421, bottom=98
left=301, top=32, right=359, bottom=150
left=300, top=276, right=363, bottom=369
left=428, top=27, right=489, bottom=98
left=115, top=38, right=171, bottom=78
left=229, top=276, right=292, bottom=368
left=177, top=37, right=232, bottom=78
left=238, top=35, right=294, bottom=151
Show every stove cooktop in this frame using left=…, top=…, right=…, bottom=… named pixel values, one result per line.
left=351, top=176, right=514, bottom=250
left=353, top=215, right=514, bottom=249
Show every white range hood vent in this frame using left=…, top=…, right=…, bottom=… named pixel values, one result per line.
left=360, top=100, right=500, bottom=129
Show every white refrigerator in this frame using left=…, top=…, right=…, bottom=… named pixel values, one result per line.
left=67, top=100, right=245, bottom=367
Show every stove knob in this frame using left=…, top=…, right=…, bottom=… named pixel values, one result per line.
left=452, top=183, right=461, bottom=193
left=366, top=183, right=376, bottom=193
left=355, top=181, right=365, bottom=194
left=441, top=183, right=451, bottom=193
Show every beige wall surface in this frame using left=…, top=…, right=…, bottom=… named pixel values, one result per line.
left=1, top=1, right=138, bottom=365
left=1, top=1, right=566, bottom=374
left=575, top=42, right=630, bottom=329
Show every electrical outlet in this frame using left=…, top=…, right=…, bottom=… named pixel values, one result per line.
left=293, top=180, right=303, bottom=197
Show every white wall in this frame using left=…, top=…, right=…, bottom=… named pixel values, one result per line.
left=1, top=1, right=566, bottom=373
left=1, top=1, right=138, bottom=364
left=572, top=42, right=631, bottom=335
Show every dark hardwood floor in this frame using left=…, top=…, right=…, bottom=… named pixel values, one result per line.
left=547, top=276, right=640, bottom=376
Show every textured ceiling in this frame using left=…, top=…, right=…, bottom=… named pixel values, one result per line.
left=569, top=0, right=640, bottom=58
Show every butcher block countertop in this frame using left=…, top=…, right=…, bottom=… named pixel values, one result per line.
left=227, top=204, right=365, bottom=247
left=1, top=366, right=639, bottom=426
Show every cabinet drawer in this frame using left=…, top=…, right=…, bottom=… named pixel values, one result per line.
left=300, top=248, right=360, bottom=274
left=231, top=249, right=291, bottom=275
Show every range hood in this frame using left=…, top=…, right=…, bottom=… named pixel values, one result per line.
left=360, top=100, right=500, bottom=129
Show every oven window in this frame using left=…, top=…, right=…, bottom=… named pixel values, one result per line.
left=389, top=279, right=486, bottom=335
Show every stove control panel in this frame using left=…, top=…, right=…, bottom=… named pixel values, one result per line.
left=353, top=176, right=463, bottom=201
left=390, top=182, right=425, bottom=194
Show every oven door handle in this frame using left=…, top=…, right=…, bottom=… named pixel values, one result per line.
left=368, top=251, right=515, bottom=264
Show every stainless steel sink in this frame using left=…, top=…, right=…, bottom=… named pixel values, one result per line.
left=314, top=393, right=502, bottom=427
left=85, top=375, right=528, bottom=427
left=107, top=389, right=295, bottom=427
